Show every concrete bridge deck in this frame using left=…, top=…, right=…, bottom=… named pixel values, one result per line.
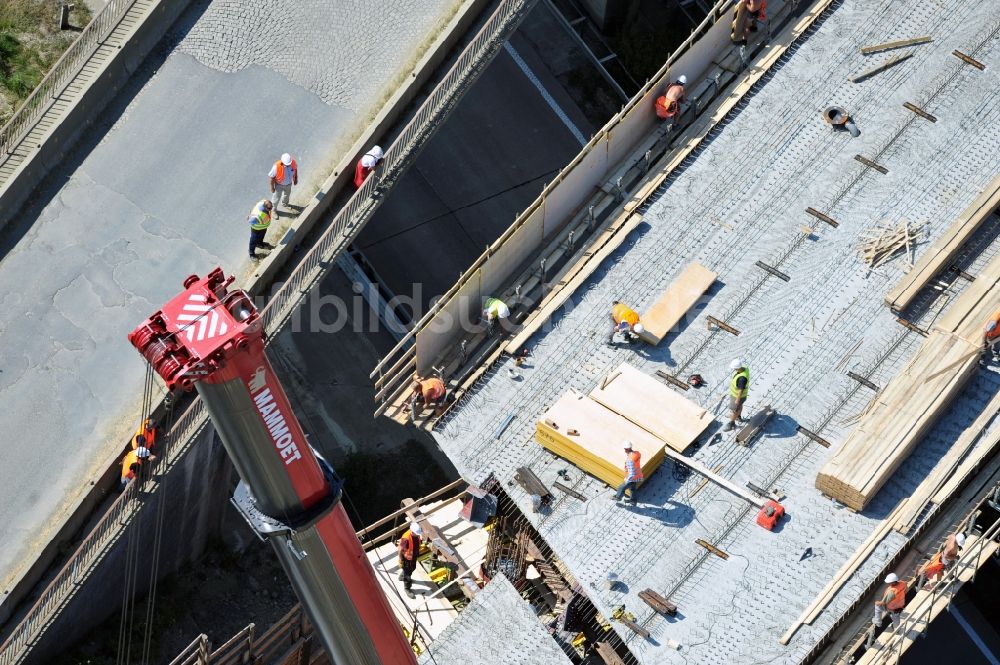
left=0, top=0, right=471, bottom=617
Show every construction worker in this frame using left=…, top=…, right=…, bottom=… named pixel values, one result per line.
left=247, top=199, right=274, bottom=260
left=397, top=521, right=423, bottom=599
left=613, top=441, right=643, bottom=506
left=268, top=153, right=298, bottom=215
left=409, top=375, right=447, bottom=418
left=983, top=309, right=1000, bottom=361
left=724, top=358, right=749, bottom=432
left=354, top=145, right=384, bottom=188
left=119, top=446, right=155, bottom=490
left=732, top=0, right=767, bottom=44
left=132, top=417, right=156, bottom=451
left=871, top=573, right=907, bottom=633
left=610, top=301, right=644, bottom=344
left=654, top=75, right=687, bottom=126
left=917, top=532, right=965, bottom=589
left=482, top=296, right=510, bottom=336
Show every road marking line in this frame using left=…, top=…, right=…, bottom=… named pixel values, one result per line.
left=503, top=42, right=587, bottom=146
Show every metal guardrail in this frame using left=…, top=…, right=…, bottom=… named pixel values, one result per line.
left=0, top=0, right=140, bottom=157
left=0, top=1, right=534, bottom=662
left=368, top=0, right=738, bottom=406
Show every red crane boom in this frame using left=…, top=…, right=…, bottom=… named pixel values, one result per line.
left=128, top=268, right=416, bottom=665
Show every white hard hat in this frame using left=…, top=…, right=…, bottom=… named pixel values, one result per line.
left=136, top=446, right=150, bottom=459
left=678, top=74, right=688, bottom=85
left=409, top=521, right=423, bottom=536
left=281, top=153, right=292, bottom=166
left=955, top=533, right=966, bottom=547
left=361, top=154, right=377, bottom=169
left=369, top=145, right=384, bottom=160
left=884, top=573, right=898, bottom=583
left=633, top=323, right=645, bottom=334
left=496, top=302, right=511, bottom=319
left=730, top=358, right=745, bottom=370
left=623, top=440, right=634, bottom=450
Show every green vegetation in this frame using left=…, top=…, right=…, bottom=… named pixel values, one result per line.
left=0, top=0, right=92, bottom=126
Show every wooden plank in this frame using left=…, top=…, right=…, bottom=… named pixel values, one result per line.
left=695, top=539, right=729, bottom=559
left=860, top=36, right=931, bottom=55
left=635, top=263, right=717, bottom=345
left=848, top=52, right=913, bottom=83
left=903, top=101, right=937, bottom=122
left=952, top=49, right=985, bottom=70
left=816, top=329, right=981, bottom=511
left=595, top=642, right=626, bottom=665
left=664, top=446, right=765, bottom=508
left=736, top=404, right=774, bottom=445
left=589, top=362, right=713, bottom=453
left=639, top=589, right=677, bottom=616
left=504, top=213, right=645, bottom=354
left=779, top=501, right=907, bottom=645
left=895, top=390, right=1000, bottom=532
left=885, top=173, right=1000, bottom=313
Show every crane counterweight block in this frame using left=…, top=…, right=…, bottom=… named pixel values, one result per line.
left=128, top=268, right=418, bottom=665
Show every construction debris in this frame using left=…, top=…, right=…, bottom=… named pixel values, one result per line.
left=860, top=36, right=932, bottom=55
left=857, top=220, right=924, bottom=268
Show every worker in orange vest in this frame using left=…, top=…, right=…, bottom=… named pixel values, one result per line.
left=732, top=0, right=767, bottom=44
left=983, top=309, right=1000, bottom=361
left=610, top=301, right=645, bottom=344
left=354, top=145, right=384, bottom=188
left=654, top=75, right=687, bottom=127
left=397, top=521, right=423, bottom=599
left=917, top=532, right=965, bottom=588
left=132, top=417, right=156, bottom=452
left=268, top=153, right=298, bottom=215
left=119, top=445, right=156, bottom=490
left=409, top=375, right=447, bottom=419
left=612, top=441, right=643, bottom=506
left=872, top=573, right=907, bottom=629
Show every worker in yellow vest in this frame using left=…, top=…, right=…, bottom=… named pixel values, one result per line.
left=610, top=301, right=644, bottom=344
left=723, top=358, right=750, bottom=432
left=397, top=521, right=423, bottom=599
left=247, top=199, right=274, bottom=260
left=482, top=296, right=511, bottom=336
left=983, top=309, right=1000, bottom=361
left=409, top=375, right=447, bottom=419
left=268, top=153, right=298, bottom=215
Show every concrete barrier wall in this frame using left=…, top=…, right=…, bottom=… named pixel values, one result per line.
left=0, top=0, right=195, bottom=229
left=408, top=1, right=737, bottom=375
left=25, top=425, right=232, bottom=665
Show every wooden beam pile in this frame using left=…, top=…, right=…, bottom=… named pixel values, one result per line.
left=857, top=220, right=923, bottom=268
left=816, top=249, right=1000, bottom=511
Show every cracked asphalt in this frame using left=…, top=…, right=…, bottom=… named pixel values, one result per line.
left=0, top=0, right=461, bottom=601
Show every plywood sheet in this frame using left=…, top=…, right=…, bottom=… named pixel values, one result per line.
left=589, top=362, right=712, bottom=452
left=636, top=263, right=717, bottom=345
left=536, top=392, right=666, bottom=487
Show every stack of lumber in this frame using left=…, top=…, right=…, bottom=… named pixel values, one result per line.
left=885, top=173, right=1000, bottom=312
left=857, top=220, right=923, bottom=268
left=816, top=249, right=1000, bottom=510
left=636, top=263, right=717, bottom=345
left=536, top=392, right=667, bottom=487
left=815, top=330, right=980, bottom=511
left=589, top=362, right=712, bottom=452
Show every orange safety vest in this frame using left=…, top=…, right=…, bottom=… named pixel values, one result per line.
left=398, top=531, right=421, bottom=562
left=121, top=449, right=141, bottom=483
left=923, top=552, right=945, bottom=578
left=884, top=581, right=907, bottom=611
left=655, top=84, right=685, bottom=119
left=746, top=0, right=766, bottom=18
left=132, top=418, right=156, bottom=450
left=624, top=450, right=643, bottom=483
left=612, top=303, right=640, bottom=327
left=273, top=159, right=297, bottom=184
left=985, top=310, right=1000, bottom=340
left=420, top=378, right=446, bottom=403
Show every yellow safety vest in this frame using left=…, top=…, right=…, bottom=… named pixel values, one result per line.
left=248, top=201, right=271, bottom=230
left=730, top=368, right=750, bottom=399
